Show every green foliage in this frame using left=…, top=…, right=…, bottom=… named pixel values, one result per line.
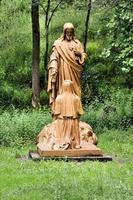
left=0, top=108, right=51, bottom=147
left=102, top=0, right=133, bottom=76
left=82, top=1, right=133, bottom=104
left=0, top=0, right=32, bottom=107
left=0, top=0, right=133, bottom=108
left=0, top=0, right=31, bottom=84
left=0, top=83, right=32, bottom=107
left=0, top=88, right=132, bottom=147
left=81, top=88, right=133, bottom=132
left=40, top=90, right=49, bottom=105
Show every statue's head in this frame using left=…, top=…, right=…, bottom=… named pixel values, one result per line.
left=63, top=23, right=75, bottom=41
left=62, top=80, right=74, bottom=93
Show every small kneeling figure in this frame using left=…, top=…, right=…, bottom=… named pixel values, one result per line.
left=53, top=80, right=84, bottom=150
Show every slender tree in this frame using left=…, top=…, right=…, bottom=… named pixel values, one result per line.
left=31, top=0, right=40, bottom=107
left=40, top=0, right=63, bottom=87
left=84, top=0, right=92, bottom=52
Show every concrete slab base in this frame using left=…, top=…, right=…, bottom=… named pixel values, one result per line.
left=29, top=151, right=112, bottom=162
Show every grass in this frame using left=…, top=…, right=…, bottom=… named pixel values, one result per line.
left=0, top=108, right=51, bottom=146
left=0, top=128, right=133, bottom=200
left=99, top=128, right=133, bottom=161
left=1, top=89, right=132, bottom=147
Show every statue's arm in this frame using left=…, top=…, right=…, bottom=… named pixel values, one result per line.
left=48, top=46, right=59, bottom=83
left=47, top=46, right=59, bottom=105
left=74, top=41, right=87, bottom=65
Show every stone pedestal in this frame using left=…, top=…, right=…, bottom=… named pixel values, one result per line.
left=29, top=150, right=112, bottom=162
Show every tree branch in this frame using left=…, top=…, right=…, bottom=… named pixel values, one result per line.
left=47, top=0, right=62, bottom=27
left=39, top=2, right=46, bottom=14
left=84, top=0, right=92, bottom=52
left=45, top=0, right=51, bottom=27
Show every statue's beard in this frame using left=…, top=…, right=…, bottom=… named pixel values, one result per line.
left=66, top=35, right=73, bottom=41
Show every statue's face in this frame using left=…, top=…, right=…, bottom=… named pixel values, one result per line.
left=65, top=28, right=74, bottom=41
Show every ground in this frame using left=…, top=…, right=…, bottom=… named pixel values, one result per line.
left=0, top=129, right=132, bottom=200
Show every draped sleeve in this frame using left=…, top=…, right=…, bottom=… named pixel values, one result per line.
left=47, top=43, right=60, bottom=105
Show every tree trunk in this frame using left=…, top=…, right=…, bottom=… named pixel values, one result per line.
left=44, top=25, right=49, bottom=88
left=43, top=0, right=50, bottom=88
left=82, top=0, right=93, bottom=102
left=84, top=0, right=92, bottom=52
left=31, top=0, right=40, bottom=107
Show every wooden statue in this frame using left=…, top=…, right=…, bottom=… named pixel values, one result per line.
left=53, top=80, right=83, bottom=150
left=47, top=22, right=86, bottom=107
left=37, top=23, right=102, bottom=157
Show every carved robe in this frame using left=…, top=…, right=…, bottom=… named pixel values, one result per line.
left=47, top=38, right=86, bottom=106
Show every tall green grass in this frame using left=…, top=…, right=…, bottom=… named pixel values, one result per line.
left=0, top=108, right=51, bottom=147
left=81, top=88, right=133, bottom=132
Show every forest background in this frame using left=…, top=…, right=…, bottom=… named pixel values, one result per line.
left=0, top=0, right=132, bottom=146
left=0, top=1, right=133, bottom=199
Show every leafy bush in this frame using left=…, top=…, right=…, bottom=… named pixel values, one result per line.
left=81, top=88, right=133, bottom=133
left=0, top=83, right=32, bottom=108
left=0, top=108, right=51, bottom=147
left=0, top=88, right=132, bottom=147
left=102, top=0, right=133, bottom=86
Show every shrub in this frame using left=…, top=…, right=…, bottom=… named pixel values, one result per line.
left=81, top=88, right=133, bottom=133
left=0, top=88, right=132, bottom=147
left=0, top=108, right=51, bottom=147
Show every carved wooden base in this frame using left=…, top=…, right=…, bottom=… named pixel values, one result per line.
left=37, top=143, right=103, bottom=157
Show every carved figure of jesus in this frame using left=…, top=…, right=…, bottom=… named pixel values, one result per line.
left=47, top=22, right=86, bottom=108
